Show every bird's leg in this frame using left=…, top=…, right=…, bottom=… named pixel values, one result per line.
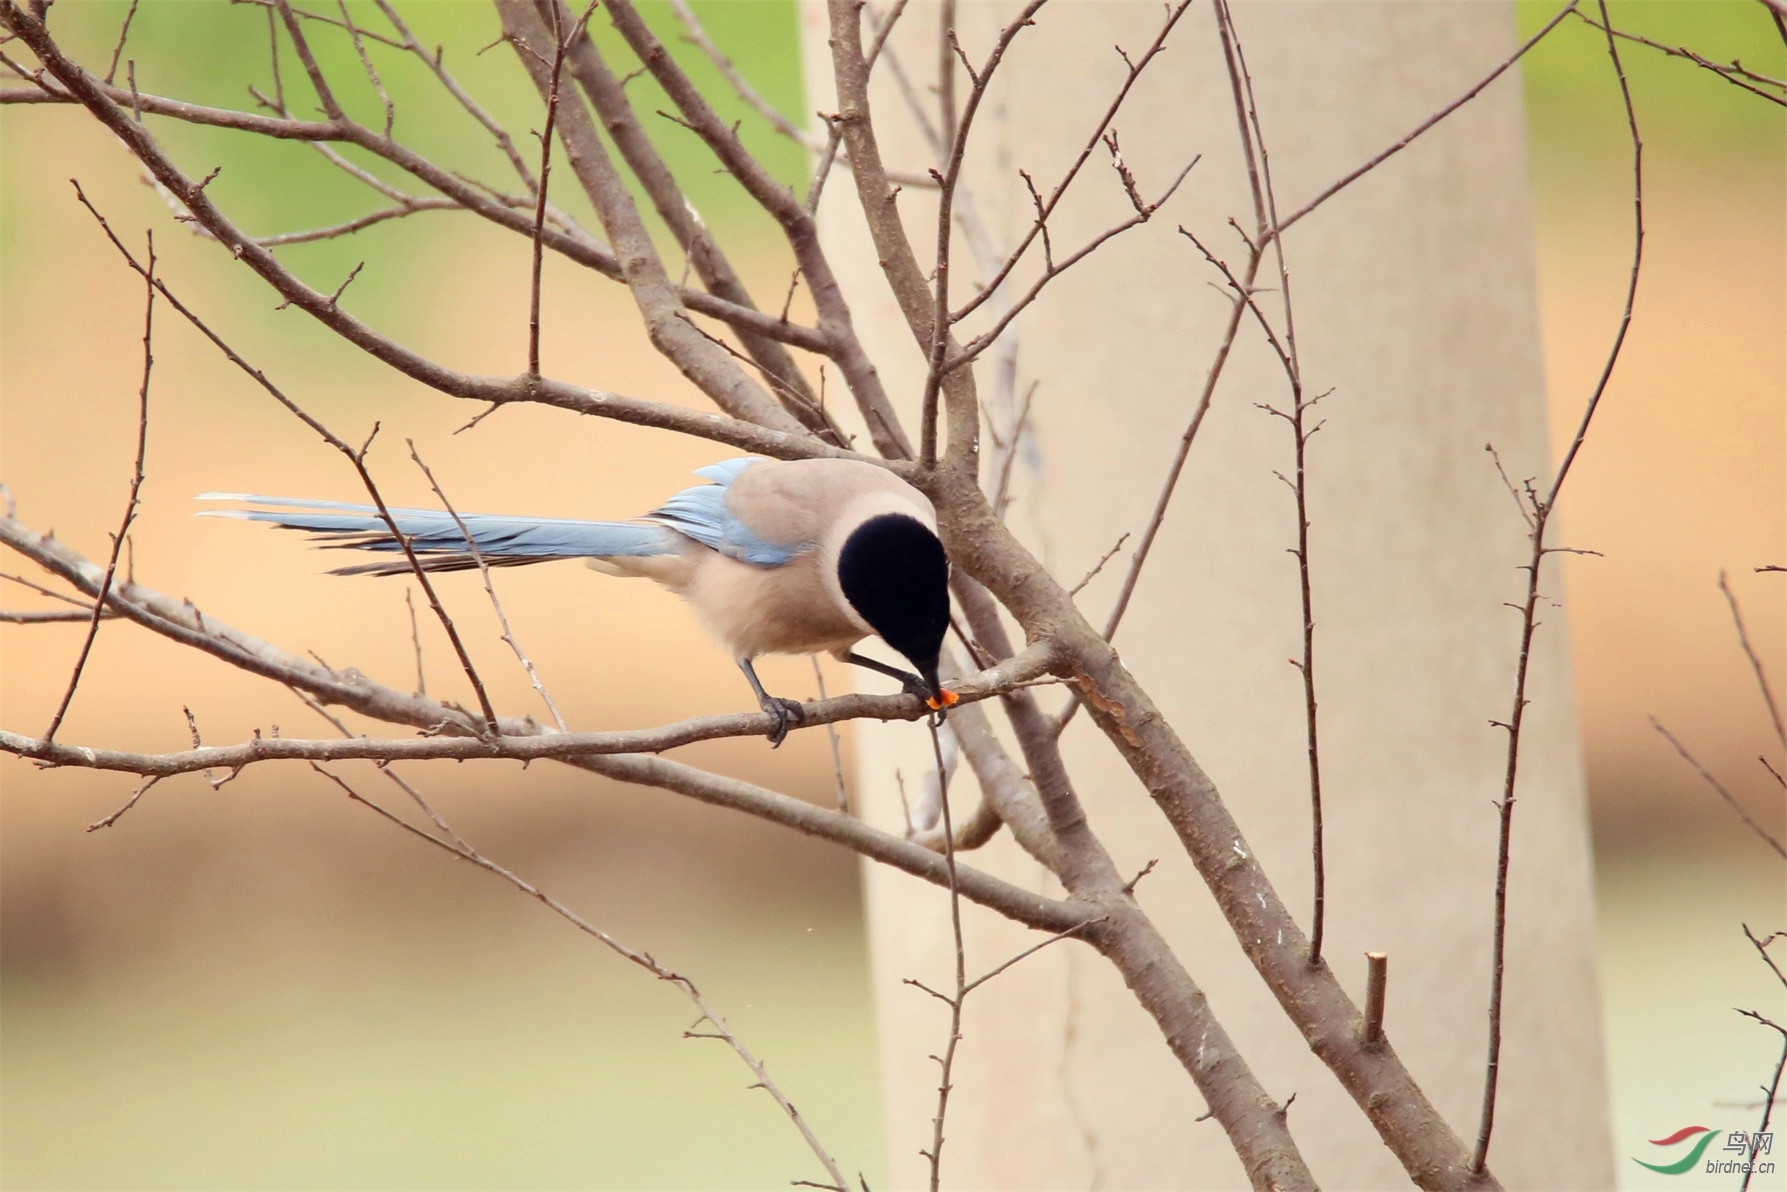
left=841, top=651, right=929, bottom=700
left=737, top=657, right=805, bottom=748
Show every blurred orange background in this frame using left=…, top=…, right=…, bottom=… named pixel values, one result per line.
left=2, top=1, right=1782, bottom=1187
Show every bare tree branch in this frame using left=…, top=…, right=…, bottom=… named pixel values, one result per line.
left=827, top=0, right=981, bottom=472
left=39, top=228, right=155, bottom=745
left=917, top=0, right=1050, bottom=468
left=0, top=63, right=844, bottom=397
left=369, top=0, right=539, bottom=186
left=334, top=0, right=394, bottom=137
left=496, top=0, right=803, bottom=432
left=1473, top=0, right=1643, bottom=1171
left=273, top=0, right=346, bottom=120
left=946, top=154, right=1199, bottom=374
left=255, top=195, right=462, bottom=245
left=102, top=0, right=138, bottom=85
left=1735, top=927, right=1787, bottom=1192
left=523, top=0, right=595, bottom=379
left=1574, top=9, right=1785, bottom=106
left=1050, top=233, right=1261, bottom=740
left=408, top=441, right=568, bottom=731
left=1721, top=571, right=1787, bottom=749
left=1, top=503, right=1083, bottom=934
left=3, top=672, right=1054, bottom=776
left=1651, top=718, right=1786, bottom=858
left=951, top=1, right=1195, bottom=326
left=2, top=607, right=119, bottom=623
left=918, top=720, right=968, bottom=1192
left=73, top=185, right=503, bottom=733
left=1208, top=0, right=1332, bottom=967
left=1273, top=0, right=1581, bottom=239
left=942, top=577, right=1320, bottom=1191
left=546, top=0, right=830, bottom=435
left=666, top=0, right=808, bottom=144
left=313, top=762, right=849, bottom=1191
left=594, top=0, right=914, bottom=459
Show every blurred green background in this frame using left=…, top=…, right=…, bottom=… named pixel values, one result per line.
left=2, top=1, right=1782, bottom=1188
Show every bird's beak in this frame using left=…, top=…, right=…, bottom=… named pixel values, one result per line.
left=921, top=666, right=958, bottom=711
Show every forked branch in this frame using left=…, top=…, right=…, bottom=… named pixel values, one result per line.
left=1473, top=0, right=1643, bottom=1172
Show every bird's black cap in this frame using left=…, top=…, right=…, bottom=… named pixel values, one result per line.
left=837, top=513, right=951, bottom=699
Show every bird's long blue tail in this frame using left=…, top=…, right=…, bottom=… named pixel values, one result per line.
left=197, top=493, right=679, bottom=576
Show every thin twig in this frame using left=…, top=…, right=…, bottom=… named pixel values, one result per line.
left=1721, top=571, right=1786, bottom=748
left=102, top=0, right=139, bottom=85
left=263, top=2, right=285, bottom=114
left=312, top=763, right=848, bottom=1191
left=404, top=586, right=426, bottom=696
left=370, top=0, right=539, bottom=188
left=1735, top=956, right=1787, bottom=1192
left=1745, top=924, right=1787, bottom=990
left=952, top=0, right=1195, bottom=325
left=666, top=0, right=808, bottom=143
left=918, top=0, right=1051, bottom=468
left=960, top=919, right=1095, bottom=996
left=1474, top=3, right=1642, bottom=1171
left=71, top=184, right=502, bottom=736
left=39, top=228, right=155, bottom=746
left=235, top=0, right=407, bottom=48
left=1574, top=10, right=1785, bottom=106
left=526, top=1, right=597, bottom=377
left=919, top=719, right=966, bottom=1192
left=1743, top=1035, right=1787, bottom=1192
left=812, top=657, right=849, bottom=813
left=3, top=570, right=103, bottom=607
left=258, top=196, right=461, bottom=246
left=1484, top=443, right=1536, bottom=530
left=408, top=440, right=567, bottom=731
left=335, top=0, right=393, bottom=138
left=988, top=379, right=1037, bottom=518
left=2, top=667, right=1054, bottom=777
left=937, top=0, right=957, bottom=150
left=1051, top=237, right=1262, bottom=739
left=1651, top=718, right=1786, bottom=858
left=1068, top=533, right=1129, bottom=598
left=87, top=774, right=159, bottom=831
left=1272, top=0, right=1581, bottom=240
left=1, top=607, right=118, bottom=623
left=1215, top=0, right=1328, bottom=966
left=947, top=154, right=1199, bottom=373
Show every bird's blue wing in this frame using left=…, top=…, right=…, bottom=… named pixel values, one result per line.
left=645, top=458, right=804, bottom=567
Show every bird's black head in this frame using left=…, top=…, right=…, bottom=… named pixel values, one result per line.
left=837, top=513, right=951, bottom=700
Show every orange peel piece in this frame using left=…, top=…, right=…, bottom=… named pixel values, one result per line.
left=925, top=689, right=961, bottom=710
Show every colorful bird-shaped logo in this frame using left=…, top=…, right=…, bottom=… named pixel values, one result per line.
left=1633, top=1126, right=1723, bottom=1175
